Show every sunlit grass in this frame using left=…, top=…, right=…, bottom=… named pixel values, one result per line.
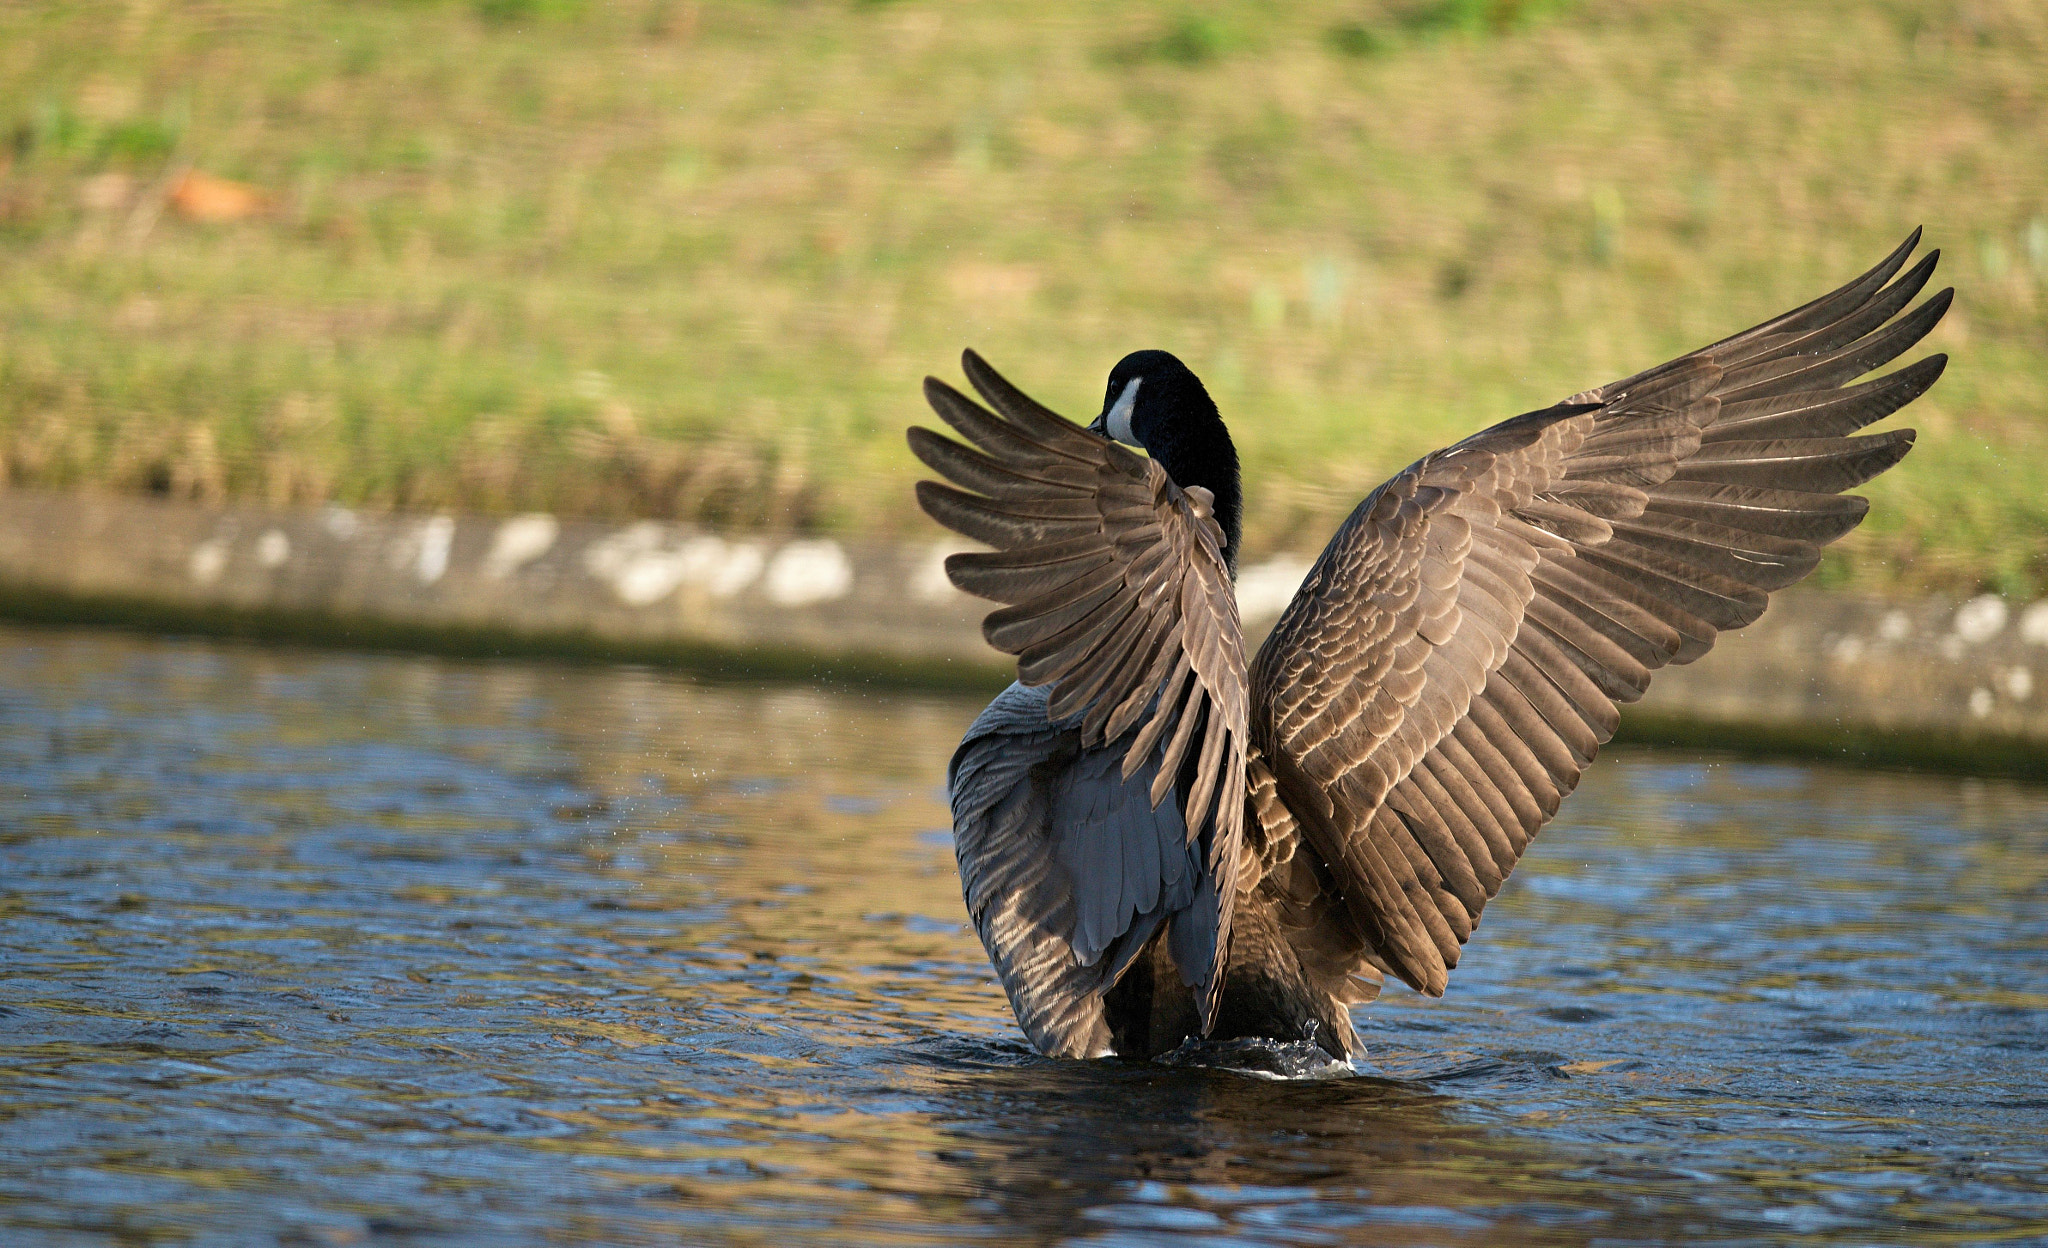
left=0, top=0, right=2044, bottom=593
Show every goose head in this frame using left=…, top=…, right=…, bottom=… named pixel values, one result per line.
left=1088, top=350, right=1243, bottom=574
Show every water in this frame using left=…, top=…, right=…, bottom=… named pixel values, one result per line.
left=1, top=626, right=2044, bottom=1246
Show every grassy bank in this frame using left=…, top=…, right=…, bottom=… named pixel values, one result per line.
left=1, top=0, right=2044, bottom=593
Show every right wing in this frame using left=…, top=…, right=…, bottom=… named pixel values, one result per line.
left=910, top=351, right=1251, bottom=1031
left=1248, top=231, right=1947, bottom=1000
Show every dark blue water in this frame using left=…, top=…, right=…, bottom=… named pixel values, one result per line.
left=1, top=626, right=2043, bottom=1245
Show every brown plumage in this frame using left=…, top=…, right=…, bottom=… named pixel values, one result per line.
left=912, top=352, right=1249, bottom=1039
left=915, top=231, right=1948, bottom=1060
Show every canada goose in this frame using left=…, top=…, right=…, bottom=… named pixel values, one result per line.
left=910, top=231, right=1949, bottom=1061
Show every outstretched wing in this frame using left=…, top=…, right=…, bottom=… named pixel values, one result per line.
left=1250, top=230, right=1948, bottom=997
left=911, top=350, right=1250, bottom=1030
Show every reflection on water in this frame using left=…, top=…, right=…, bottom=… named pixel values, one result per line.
left=0, top=626, right=2043, bottom=1245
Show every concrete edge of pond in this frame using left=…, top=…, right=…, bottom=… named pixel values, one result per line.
left=0, top=579, right=1015, bottom=695
left=6, top=580, right=2043, bottom=783
left=3, top=487, right=2047, bottom=779
left=1608, top=712, right=2048, bottom=783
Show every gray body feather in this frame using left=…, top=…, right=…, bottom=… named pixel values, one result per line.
left=948, top=682, right=1216, bottom=1057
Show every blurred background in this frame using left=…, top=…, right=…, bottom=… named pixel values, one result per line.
left=1, top=0, right=2042, bottom=594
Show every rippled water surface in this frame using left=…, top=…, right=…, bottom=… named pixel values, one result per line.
left=2, top=626, right=2045, bottom=1246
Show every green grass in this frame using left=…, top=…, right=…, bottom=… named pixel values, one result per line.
left=1, top=0, right=2045, bottom=594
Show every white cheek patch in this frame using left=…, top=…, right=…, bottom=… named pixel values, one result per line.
left=1106, top=376, right=1142, bottom=446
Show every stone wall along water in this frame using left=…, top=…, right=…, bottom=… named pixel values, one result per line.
left=1, top=489, right=2043, bottom=762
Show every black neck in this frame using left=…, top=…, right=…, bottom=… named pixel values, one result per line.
left=1150, top=426, right=1242, bottom=576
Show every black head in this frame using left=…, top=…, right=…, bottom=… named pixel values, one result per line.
left=1087, top=350, right=1242, bottom=572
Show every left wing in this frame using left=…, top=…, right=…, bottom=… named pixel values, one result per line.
left=910, top=351, right=1249, bottom=1030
